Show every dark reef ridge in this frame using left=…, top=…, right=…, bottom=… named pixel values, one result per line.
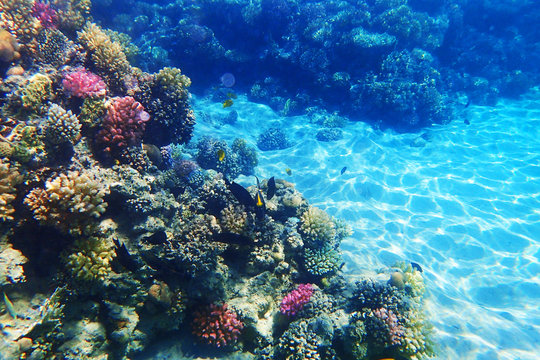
left=92, top=0, right=540, bottom=130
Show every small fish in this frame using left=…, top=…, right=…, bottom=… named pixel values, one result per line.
left=285, top=168, right=292, bottom=176
left=217, top=149, right=226, bottom=162
left=226, top=92, right=237, bottom=99
left=266, top=176, right=276, bottom=200
left=3, top=293, right=18, bottom=319
left=464, top=118, right=470, bottom=125
left=411, top=262, right=423, bottom=272
left=222, top=99, right=233, bottom=108
left=113, top=239, right=139, bottom=272
left=340, top=166, right=347, bottom=175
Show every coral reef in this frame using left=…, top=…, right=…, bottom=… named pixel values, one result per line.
left=0, top=159, right=23, bottom=221
left=192, top=303, right=244, bottom=348
left=65, top=236, right=116, bottom=282
left=42, top=104, right=82, bottom=145
left=280, top=283, right=314, bottom=317
left=63, top=68, right=107, bottom=98
left=96, top=96, right=149, bottom=155
left=299, top=206, right=337, bottom=247
left=257, top=127, right=292, bottom=151
left=24, top=170, right=109, bottom=235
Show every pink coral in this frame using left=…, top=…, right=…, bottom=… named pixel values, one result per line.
left=280, top=283, right=314, bottom=316
left=31, top=2, right=58, bottom=29
left=192, top=303, right=244, bottom=348
left=96, top=96, right=150, bottom=154
left=63, top=68, right=107, bottom=98
left=373, top=307, right=404, bottom=346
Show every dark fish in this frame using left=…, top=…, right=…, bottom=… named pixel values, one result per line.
left=254, top=189, right=265, bottom=220
left=340, top=167, right=347, bottom=175
left=213, top=232, right=252, bottom=246
left=228, top=181, right=256, bottom=208
left=285, top=168, right=292, bottom=176
left=464, top=118, right=470, bottom=125
left=142, top=231, right=167, bottom=244
left=113, top=238, right=139, bottom=272
left=464, top=98, right=471, bottom=108
left=411, top=262, right=423, bottom=272
left=267, top=176, right=276, bottom=200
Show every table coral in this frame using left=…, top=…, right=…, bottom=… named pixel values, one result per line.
left=192, top=303, right=244, bottom=348
left=0, top=159, right=23, bottom=221
left=24, top=170, right=109, bottom=235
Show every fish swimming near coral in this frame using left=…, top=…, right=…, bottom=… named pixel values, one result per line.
left=227, top=180, right=256, bottom=208
left=222, top=99, right=233, bottom=108
left=217, top=149, right=226, bottom=161
left=411, top=262, right=423, bottom=272
left=267, top=176, right=276, bottom=200
left=113, top=238, right=139, bottom=272
left=3, top=293, right=19, bottom=320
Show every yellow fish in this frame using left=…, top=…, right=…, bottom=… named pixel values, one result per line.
left=285, top=168, right=292, bottom=176
left=255, top=190, right=265, bottom=207
left=217, top=149, right=225, bottom=162
left=222, top=99, right=233, bottom=108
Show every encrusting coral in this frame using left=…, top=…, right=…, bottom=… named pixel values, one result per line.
left=24, top=170, right=109, bottom=235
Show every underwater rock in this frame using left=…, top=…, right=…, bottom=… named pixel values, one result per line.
left=0, top=242, right=27, bottom=285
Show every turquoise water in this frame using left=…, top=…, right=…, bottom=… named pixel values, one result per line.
left=193, top=89, right=540, bottom=359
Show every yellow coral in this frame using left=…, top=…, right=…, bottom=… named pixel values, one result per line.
left=65, top=236, right=115, bottom=282
left=299, top=206, right=336, bottom=245
left=77, top=23, right=132, bottom=90
left=79, top=97, right=107, bottom=128
left=24, top=170, right=109, bottom=235
left=0, top=142, right=12, bottom=158
left=0, top=159, right=23, bottom=221
left=156, top=67, right=191, bottom=90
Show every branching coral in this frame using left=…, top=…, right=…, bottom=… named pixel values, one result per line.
left=0, top=159, right=23, bottom=221
left=65, top=236, right=115, bottom=282
left=280, top=283, right=314, bottom=317
left=42, top=104, right=81, bottom=145
left=299, top=206, right=336, bottom=246
left=24, top=170, right=109, bottom=235
left=77, top=22, right=132, bottom=91
left=134, top=67, right=195, bottom=146
left=20, top=73, right=54, bottom=116
left=96, top=96, right=149, bottom=155
left=63, top=68, right=107, bottom=98
left=303, top=244, right=342, bottom=277
left=192, top=303, right=244, bottom=348
left=278, top=319, right=321, bottom=360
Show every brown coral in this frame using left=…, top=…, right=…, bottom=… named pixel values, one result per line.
left=0, top=28, right=20, bottom=62
left=0, top=0, right=41, bottom=57
left=299, top=206, right=336, bottom=246
left=24, top=170, right=109, bottom=235
left=0, top=159, right=23, bottom=221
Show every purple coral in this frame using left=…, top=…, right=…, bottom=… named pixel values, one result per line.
left=373, top=307, right=404, bottom=346
left=63, top=68, right=107, bottom=98
left=280, top=283, right=314, bottom=316
left=31, top=2, right=58, bottom=29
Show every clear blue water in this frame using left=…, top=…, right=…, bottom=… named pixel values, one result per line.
left=192, top=88, right=540, bottom=359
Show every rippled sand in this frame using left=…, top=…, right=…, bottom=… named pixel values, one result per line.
left=193, top=89, right=540, bottom=359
